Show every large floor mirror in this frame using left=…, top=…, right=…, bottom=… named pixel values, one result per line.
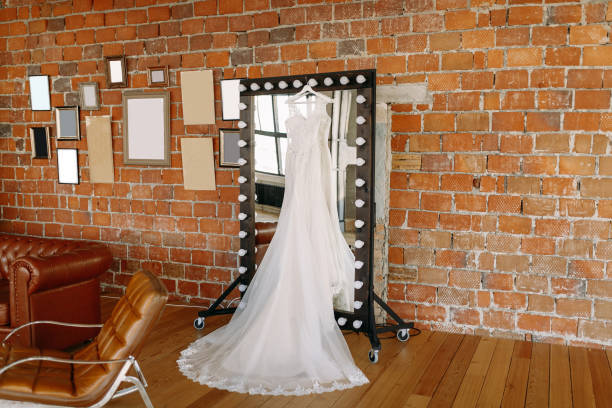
left=195, top=70, right=413, bottom=363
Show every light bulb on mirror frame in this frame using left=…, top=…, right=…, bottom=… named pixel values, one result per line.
left=356, top=158, right=365, bottom=166
left=356, top=74, right=366, bottom=84
left=293, top=79, right=303, bottom=88
left=354, top=301, right=363, bottom=309
left=238, top=231, right=247, bottom=238
left=250, top=83, right=260, bottom=91
left=238, top=266, right=247, bottom=274
left=238, top=249, right=247, bottom=256
left=264, top=82, right=273, bottom=90
left=355, top=260, right=364, bottom=269
left=238, top=284, right=248, bottom=292
left=337, top=317, right=347, bottom=326
left=238, top=176, right=247, bottom=184
left=355, top=199, right=364, bottom=208
left=238, top=158, right=247, bottom=166
left=354, top=281, right=364, bottom=289
left=356, top=94, right=366, bottom=104
left=278, top=80, right=288, bottom=89
left=355, top=178, right=365, bottom=187
left=355, top=219, right=365, bottom=228
left=238, top=212, right=247, bottom=220
left=340, top=76, right=349, bottom=85
left=308, top=78, right=318, bottom=87
left=239, top=102, right=247, bottom=110
left=356, top=137, right=366, bottom=145
left=238, top=140, right=247, bottom=147
left=355, top=240, right=364, bottom=249
left=324, top=77, right=333, bottom=86
left=238, top=194, right=247, bottom=202
left=239, top=84, right=247, bottom=92
left=352, top=320, right=362, bottom=329
left=356, top=116, right=366, bottom=125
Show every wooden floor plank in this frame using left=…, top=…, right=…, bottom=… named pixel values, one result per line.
left=412, top=333, right=464, bottom=398
left=374, top=331, right=450, bottom=408
left=525, top=342, right=550, bottom=408
left=501, top=341, right=532, bottom=408
left=550, top=344, right=572, bottom=408
left=607, top=349, right=612, bottom=375
left=587, top=349, right=612, bottom=408
left=475, top=338, right=515, bottom=408
left=452, top=337, right=498, bottom=408
left=569, top=347, right=596, bottom=408
left=428, top=335, right=481, bottom=408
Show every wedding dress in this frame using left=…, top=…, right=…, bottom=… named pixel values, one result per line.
left=177, top=97, right=368, bottom=395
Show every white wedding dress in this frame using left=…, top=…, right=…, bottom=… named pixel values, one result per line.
left=177, top=98, right=368, bottom=395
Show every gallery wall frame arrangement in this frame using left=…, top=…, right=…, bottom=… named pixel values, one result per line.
left=55, top=106, right=80, bottom=140
left=29, top=75, right=51, bottom=111
left=79, top=82, right=100, bottom=110
left=29, top=127, right=51, bottom=159
left=122, top=91, right=170, bottom=166
left=105, top=55, right=127, bottom=88
left=57, top=148, right=79, bottom=184
left=147, top=66, right=169, bottom=87
left=219, top=129, right=241, bottom=167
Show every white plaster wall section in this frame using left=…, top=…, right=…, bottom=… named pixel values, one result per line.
left=373, top=83, right=432, bottom=322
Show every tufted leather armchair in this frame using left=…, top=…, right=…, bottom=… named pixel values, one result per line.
left=0, top=234, right=112, bottom=349
left=0, top=269, right=168, bottom=407
left=255, top=222, right=277, bottom=265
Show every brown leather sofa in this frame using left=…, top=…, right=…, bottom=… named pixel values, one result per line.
left=0, top=234, right=112, bottom=349
left=255, top=221, right=277, bottom=264
left=0, top=269, right=168, bottom=407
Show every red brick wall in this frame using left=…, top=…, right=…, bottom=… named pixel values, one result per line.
left=0, top=0, right=610, bottom=347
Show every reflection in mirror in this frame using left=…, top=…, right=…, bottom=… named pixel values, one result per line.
left=253, top=90, right=358, bottom=312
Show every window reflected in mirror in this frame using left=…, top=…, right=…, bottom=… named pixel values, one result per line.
left=253, top=90, right=358, bottom=248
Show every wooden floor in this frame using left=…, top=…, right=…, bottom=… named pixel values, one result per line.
left=101, top=299, right=612, bottom=408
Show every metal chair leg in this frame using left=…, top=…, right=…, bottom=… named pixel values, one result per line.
left=123, top=375, right=154, bottom=408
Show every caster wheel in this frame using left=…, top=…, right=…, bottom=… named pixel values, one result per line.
left=397, top=328, right=409, bottom=342
left=194, top=317, right=205, bottom=330
left=368, top=349, right=379, bottom=363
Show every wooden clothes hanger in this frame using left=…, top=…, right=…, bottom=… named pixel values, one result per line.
left=286, top=84, right=334, bottom=104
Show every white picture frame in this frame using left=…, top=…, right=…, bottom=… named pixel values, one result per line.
left=123, top=91, right=170, bottom=166
left=57, top=148, right=79, bottom=184
left=29, top=75, right=51, bottom=111
left=221, top=79, right=241, bottom=121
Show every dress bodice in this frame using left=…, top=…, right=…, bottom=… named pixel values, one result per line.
left=284, top=100, right=330, bottom=155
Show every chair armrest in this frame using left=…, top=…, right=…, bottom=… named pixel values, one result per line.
left=10, top=246, right=112, bottom=294
left=0, top=354, right=134, bottom=377
left=2, top=320, right=103, bottom=345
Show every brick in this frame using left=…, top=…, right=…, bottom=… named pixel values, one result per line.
left=492, top=112, right=524, bottom=131
left=407, top=54, right=438, bottom=72
left=441, top=52, right=473, bottom=70
left=546, top=47, right=581, bottom=66
left=462, top=71, right=494, bottom=90
left=583, top=46, right=612, bottom=66
left=559, top=156, right=595, bottom=176
left=455, top=155, right=486, bottom=174
left=508, top=6, right=542, bottom=25
left=499, top=216, right=531, bottom=234
left=390, top=191, right=419, bottom=209
left=379, top=56, right=407, bottom=74
left=424, top=113, right=454, bottom=131
left=495, top=70, right=529, bottom=89
left=456, top=113, right=489, bottom=131
left=575, top=90, right=610, bottom=109
left=409, top=174, right=439, bottom=191
left=420, top=230, right=452, bottom=248
left=441, top=174, right=473, bottom=192
left=549, top=5, right=581, bottom=24
left=508, top=48, right=541, bottom=67
left=483, top=310, right=514, bottom=330
left=542, top=178, right=576, bottom=196
left=445, top=10, right=476, bottom=30
left=413, top=13, right=443, bottom=33
left=462, top=29, right=494, bottom=49
left=564, top=113, right=600, bottom=131
left=569, top=260, right=604, bottom=279
left=502, top=91, right=534, bottom=110
left=532, top=26, right=567, bottom=46
left=517, top=314, right=550, bottom=332
left=570, top=25, right=608, bottom=45
left=493, top=292, right=526, bottom=310
left=557, top=299, right=591, bottom=318
left=487, top=155, right=520, bottom=173
left=530, top=68, right=564, bottom=88
left=538, top=91, right=571, bottom=110
left=507, top=177, right=540, bottom=195
left=430, top=32, right=461, bottom=51
left=409, top=135, right=440, bottom=152
left=568, top=69, right=604, bottom=88
left=594, top=301, right=612, bottom=320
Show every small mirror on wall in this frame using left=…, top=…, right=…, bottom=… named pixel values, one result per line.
left=105, top=55, right=127, bottom=88
left=148, top=66, right=169, bottom=87
left=57, top=148, right=79, bottom=184
left=219, top=129, right=240, bottom=167
left=79, top=82, right=100, bottom=110
left=30, top=127, right=51, bottom=159
left=29, top=75, right=51, bottom=111
left=55, top=106, right=80, bottom=140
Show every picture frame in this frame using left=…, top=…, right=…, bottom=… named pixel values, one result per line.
left=79, top=82, right=100, bottom=110
left=123, top=91, right=170, bottom=166
left=105, top=55, right=127, bottom=88
left=55, top=106, right=80, bottom=140
left=30, top=127, right=51, bottom=159
left=148, top=66, right=169, bottom=87
left=29, top=75, right=51, bottom=111
left=220, top=79, right=241, bottom=121
left=57, top=148, right=79, bottom=184
left=219, top=129, right=241, bottom=167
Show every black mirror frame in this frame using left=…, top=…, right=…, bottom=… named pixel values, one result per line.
left=237, top=69, right=376, bottom=332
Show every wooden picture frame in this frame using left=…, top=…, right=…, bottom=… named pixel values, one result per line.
left=219, top=129, right=241, bottom=167
left=55, top=106, right=80, bottom=140
left=148, top=66, right=169, bottom=87
left=123, top=91, right=170, bottom=166
left=105, top=55, right=127, bottom=88
left=79, top=82, right=100, bottom=110
left=30, top=127, right=51, bottom=159
left=29, top=75, right=51, bottom=111
left=57, top=148, right=79, bottom=184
